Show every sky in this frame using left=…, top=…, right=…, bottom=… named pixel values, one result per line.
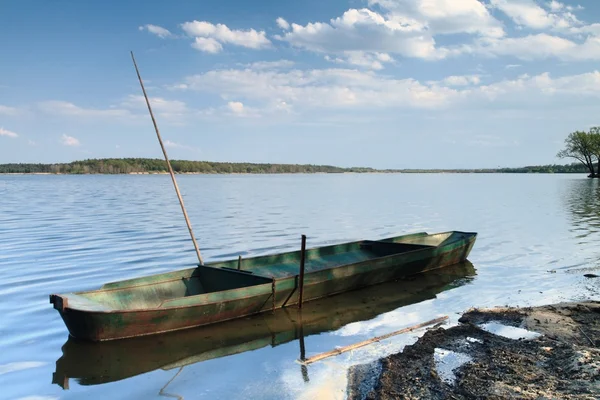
left=1, top=0, right=600, bottom=169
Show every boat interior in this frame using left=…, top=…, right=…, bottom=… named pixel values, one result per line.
left=82, top=267, right=273, bottom=309
left=61, top=231, right=471, bottom=311
left=218, top=231, right=459, bottom=279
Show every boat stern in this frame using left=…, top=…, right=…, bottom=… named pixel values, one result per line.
left=50, top=294, right=68, bottom=312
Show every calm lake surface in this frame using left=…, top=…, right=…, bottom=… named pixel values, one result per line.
left=1, top=174, right=599, bottom=400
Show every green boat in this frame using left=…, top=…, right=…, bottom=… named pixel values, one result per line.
left=50, top=230, right=476, bottom=341
left=52, top=260, right=476, bottom=389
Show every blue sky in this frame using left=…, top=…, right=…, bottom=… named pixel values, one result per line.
left=1, top=0, right=600, bottom=169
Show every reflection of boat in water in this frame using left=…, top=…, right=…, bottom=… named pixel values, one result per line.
left=53, top=260, right=476, bottom=389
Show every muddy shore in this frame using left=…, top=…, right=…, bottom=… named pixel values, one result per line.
left=347, top=301, right=600, bottom=399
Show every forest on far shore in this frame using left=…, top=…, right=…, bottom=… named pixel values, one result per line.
left=0, top=158, right=591, bottom=174
left=0, top=158, right=374, bottom=174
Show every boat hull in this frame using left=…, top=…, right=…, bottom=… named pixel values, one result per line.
left=53, top=261, right=477, bottom=388
left=51, top=231, right=476, bottom=341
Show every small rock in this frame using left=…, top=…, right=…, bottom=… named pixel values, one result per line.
left=583, top=273, right=599, bottom=278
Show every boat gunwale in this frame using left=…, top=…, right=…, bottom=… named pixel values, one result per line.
left=95, top=232, right=425, bottom=291
left=56, top=232, right=476, bottom=315
left=77, top=230, right=462, bottom=294
left=90, top=264, right=272, bottom=295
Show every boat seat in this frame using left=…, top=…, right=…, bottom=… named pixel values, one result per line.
left=60, top=294, right=113, bottom=312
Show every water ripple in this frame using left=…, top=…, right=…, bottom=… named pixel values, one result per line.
left=0, top=173, right=599, bottom=399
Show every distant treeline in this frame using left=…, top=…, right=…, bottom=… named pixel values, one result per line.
left=0, top=158, right=375, bottom=174
left=0, top=158, right=590, bottom=174
left=497, top=163, right=588, bottom=174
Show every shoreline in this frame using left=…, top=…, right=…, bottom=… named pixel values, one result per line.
left=347, top=301, right=600, bottom=399
left=0, top=171, right=591, bottom=176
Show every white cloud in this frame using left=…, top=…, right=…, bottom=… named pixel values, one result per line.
left=225, top=101, right=261, bottom=118
left=0, top=105, right=19, bottom=116
left=568, top=23, right=600, bottom=36
left=367, top=0, right=505, bottom=37
left=166, top=1, right=597, bottom=67
left=132, top=1, right=598, bottom=70
left=325, top=51, right=395, bottom=70
left=181, top=21, right=271, bottom=51
left=178, top=67, right=461, bottom=110
left=277, top=8, right=445, bottom=60
left=471, top=33, right=600, bottom=61
left=505, top=64, right=522, bottom=69
left=0, top=127, right=18, bottom=138
left=122, top=95, right=188, bottom=115
left=277, top=1, right=505, bottom=61
left=34, top=97, right=190, bottom=125
left=174, top=66, right=600, bottom=115
left=227, top=101, right=245, bottom=114
left=139, top=24, right=173, bottom=38
left=267, top=0, right=597, bottom=64
left=39, top=101, right=131, bottom=118
left=164, top=140, right=199, bottom=151
left=548, top=1, right=564, bottom=12
left=477, top=71, right=600, bottom=100
left=438, top=75, right=481, bottom=86
left=168, top=83, right=189, bottom=90
left=276, top=17, right=290, bottom=30
left=377, top=53, right=393, bottom=62
left=489, top=0, right=580, bottom=30
left=245, top=60, right=295, bottom=70
left=61, top=134, right=80, bottom=147
left=192, top=37, right=223, bottom=53
left=182, top=21, right=216, bottom=36
left=119, top=95, right=192, bottom=125
left=546, top=1, right=583, bottom=12
left=490, top=0, right=554, bottom=29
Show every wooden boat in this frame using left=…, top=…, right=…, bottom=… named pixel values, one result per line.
left=53, top=260, right=476, bottom=388
left=50, top=230, right=476, bottom=341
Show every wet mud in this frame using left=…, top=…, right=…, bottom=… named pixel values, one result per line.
left=347, top=301, right=600, bottom=400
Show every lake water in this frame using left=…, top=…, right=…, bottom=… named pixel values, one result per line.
left=1, top=174, right=599, bottom=400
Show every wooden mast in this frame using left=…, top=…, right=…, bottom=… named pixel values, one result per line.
left=130, top=52, right=204, bottom=265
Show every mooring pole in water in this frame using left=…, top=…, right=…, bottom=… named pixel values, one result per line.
left=298, top=235, right=307, bottom=309
left=237, top=255, right=242, bottom=270
left=271, top=279, right=276, bottom=313
left=298, top=310, right=310, bottom=382
left=130, top=51, right=204, bottom=266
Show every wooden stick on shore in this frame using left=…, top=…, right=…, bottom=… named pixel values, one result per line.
left=299, top=316, right=449, bottom=365
left=131, top=52, right=204, bottom=265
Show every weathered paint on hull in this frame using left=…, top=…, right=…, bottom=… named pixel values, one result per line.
left=274, top=235, right=475, bottom=307
left=52, top=231, right=476, bottom=341
left=57, top=288, right=274, bottom=341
